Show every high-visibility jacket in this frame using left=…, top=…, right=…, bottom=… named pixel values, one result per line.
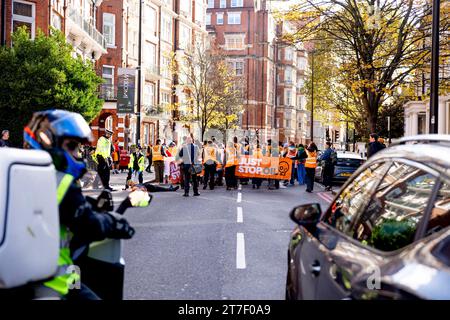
left=225, top=147, right=238, bottom=167
left=204, top=146, right=218, bottom=164
left=129, top=153, right=145, bottom=172
left=253, top=148, right=263, bottom=158
left=94, top=136, right=111, bottom=159
left=44, top=172, right=80, bottom=296
left=305, top=150, right=317, bottom=168
left=152, top=145, right=163, bottom=161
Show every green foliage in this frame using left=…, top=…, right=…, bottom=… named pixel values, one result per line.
left=370, top=219, right=416, bottom=252
left=0, top=28, right=103, bottom=146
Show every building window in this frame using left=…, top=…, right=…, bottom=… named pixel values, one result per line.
left=231, top=0, right=243, bottom=7
left=103, top=13, right=115, bottom=46
left=161, top=56, right=171, bottom=79
left=144, top=5, right=157, bottom=36
left=12, top=0, right=35, bottom=39
left=285, top=90, right=292, bottom=106
left=220, top=0, right=226, bottom=8
left=195, top=0, right=204, bottom=24
left=208, top=0, right=214, bottom=9
left=285, top=66, right=292, bottom=83
left=225, top=34, right=245, bottom=50
left=217, top=13, right=224, bottom=24
left=144, top=42, right=156, bottom=66
left=206, top=13, right=211, bottom=25
left=285, top=47, right=293, bottom=61
left=179, top=24, right=192, bottom=50
left=102, top=66, right=114, bottom=99
left=51, top=12, right=62, bottom=31
left=144, top=83, right=155, bottom=108
left=228, top=60, right=244, bottom=76
left=180, top=0, right=191, bottom=16
left=161, top=15, right=172, bottom=42
left=227, top=12, right=241, bottom=24
left=285, top=119, right=290, bottom=129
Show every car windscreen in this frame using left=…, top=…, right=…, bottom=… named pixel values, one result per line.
left=336, top=158, right=363, bottom=167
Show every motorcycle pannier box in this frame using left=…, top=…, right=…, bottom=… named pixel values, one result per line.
left=0, top=148, right=59, bottom=288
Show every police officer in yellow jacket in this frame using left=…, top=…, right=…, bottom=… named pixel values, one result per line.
left=94, top=128, right=114, bottom=191
left=124, top=144, right=145, bottom=189
left=23, top=110, right=135, bottom=299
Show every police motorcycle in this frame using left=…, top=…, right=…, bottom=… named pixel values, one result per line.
left=0, top=146, right=152, bottom=300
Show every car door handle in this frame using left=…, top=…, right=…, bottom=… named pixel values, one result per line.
left=311, top=261, right=321, bottom=276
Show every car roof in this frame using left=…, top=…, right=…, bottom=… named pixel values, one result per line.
left=370, top=143, right=450, bottom=178
left=336, top=151, right=363, bottom=160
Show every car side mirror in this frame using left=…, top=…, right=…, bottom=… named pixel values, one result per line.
left=290, top=203, right=322, bottom=226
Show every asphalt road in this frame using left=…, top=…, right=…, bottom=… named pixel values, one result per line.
left=83, top=171, right=334, bottom=300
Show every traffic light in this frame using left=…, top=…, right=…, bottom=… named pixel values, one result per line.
left=335, top=130, right=340, bottom=142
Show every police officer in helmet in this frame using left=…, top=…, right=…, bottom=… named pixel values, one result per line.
left=23, top=110, right=135, bottom=300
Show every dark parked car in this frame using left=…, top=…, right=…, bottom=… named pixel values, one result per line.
left=315, top=151, right=364, bottom=183
left=286, top=135, right=450, bottom=300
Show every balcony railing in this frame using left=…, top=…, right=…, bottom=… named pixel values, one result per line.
left=99, top=84, right=117, bottom=100
left=67, top=8, right=106, bottom=50
left=145, top=65, right=161, bottom=79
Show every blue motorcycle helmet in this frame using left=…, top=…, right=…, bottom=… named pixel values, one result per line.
left=24, top=110, right=93, bottom=179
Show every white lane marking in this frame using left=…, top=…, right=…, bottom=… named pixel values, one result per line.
left=236, top=233, right=246, bottom=269
left=237, top=207, right=243, bottom=223
left=237, top=192, right=242, bottom=203
left=238, top=184, right=242, bottom=190
left=322, top=192, right=334, bottom=202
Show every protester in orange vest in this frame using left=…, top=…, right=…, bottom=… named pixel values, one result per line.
left=202, top=140, right=219, bottom=190
left=299, top=142, right=318, bottom=193
left=225, top=140, right=238, bottom=190
left=251, top=143, right=264, bottom=189
left=152, top=139, right=166, bottom=183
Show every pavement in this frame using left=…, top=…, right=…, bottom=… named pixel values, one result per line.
left=81, top=170, right=336, bottom=300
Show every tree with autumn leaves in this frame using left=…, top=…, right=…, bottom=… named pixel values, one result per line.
left=170, top=42, right=244, bottom=141
left=279, top=0, right=450, bottom=137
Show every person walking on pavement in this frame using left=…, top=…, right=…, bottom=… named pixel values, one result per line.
left=297, top=144, right=306, bottom=185
left=367, top=133, right=386, bottom=158
left=178, top=136, right=201, bottom=197
left=23, top=110, right=135, bottom=300
left=152, top=139, right=166, bottom=184
left=286, top=141, right=298, bottom=186
left=0, top=129, right=11, bottom=147
left=146, top=145, right=153, bottom=173
left=300, top=142, right=318, bottom=193
left=203, top=140, right=219, bottom=190
left=225, top=140, right=238, bottom=190
left=318, top=141, right=336, bottom=191
left=124, top=145, right=145, bottom=189
left=112, top=139, right=121, bottom=174
left=94, top=129, right=115, bottom=191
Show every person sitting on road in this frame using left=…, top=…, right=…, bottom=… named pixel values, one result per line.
left=126, top=180, right=179, bottom=192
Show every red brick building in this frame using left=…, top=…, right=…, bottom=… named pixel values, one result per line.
left=206, top=0, right=309, bottom=143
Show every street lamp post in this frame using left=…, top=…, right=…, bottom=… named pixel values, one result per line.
left=136, top=0, right=143, bottom=146
left=310, top=50, right=314, bottom=142
left=387, top=116, right=391, bottom=145
left=429, top=0, right=440, bottom=134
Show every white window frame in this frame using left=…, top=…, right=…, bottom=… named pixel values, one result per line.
left=220, top=0, right=226, bottom=8
left=207, top=0, right=214, bottom=9
left=285, top=89, right=292, bottom=106
left=224, top=33, right=245, bottom=50
left=227, top=12, right=241, bottom=25
left=206, top=13, right=211, bottom=25
left=216, top=12, right=224, bottom=25
left=231, top=0, right=243, bottom=7
left=103, top=13, right=115, bottom=47
left=161, top=15, right=172, bottom=42
left=12, top=0, right=35, bottom=39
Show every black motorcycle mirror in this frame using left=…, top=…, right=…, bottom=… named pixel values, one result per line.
left=290, top=203, right=322, bottom=226
left=116, top=190, right=153, bottom=214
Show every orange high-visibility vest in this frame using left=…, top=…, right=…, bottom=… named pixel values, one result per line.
left=225, top=147, right=237, bottom=167
left=253, top=148, right=263, bottom=158
left=152, top=145, right=163, bottom=161
left=305, top=150, right=317, bottom=168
